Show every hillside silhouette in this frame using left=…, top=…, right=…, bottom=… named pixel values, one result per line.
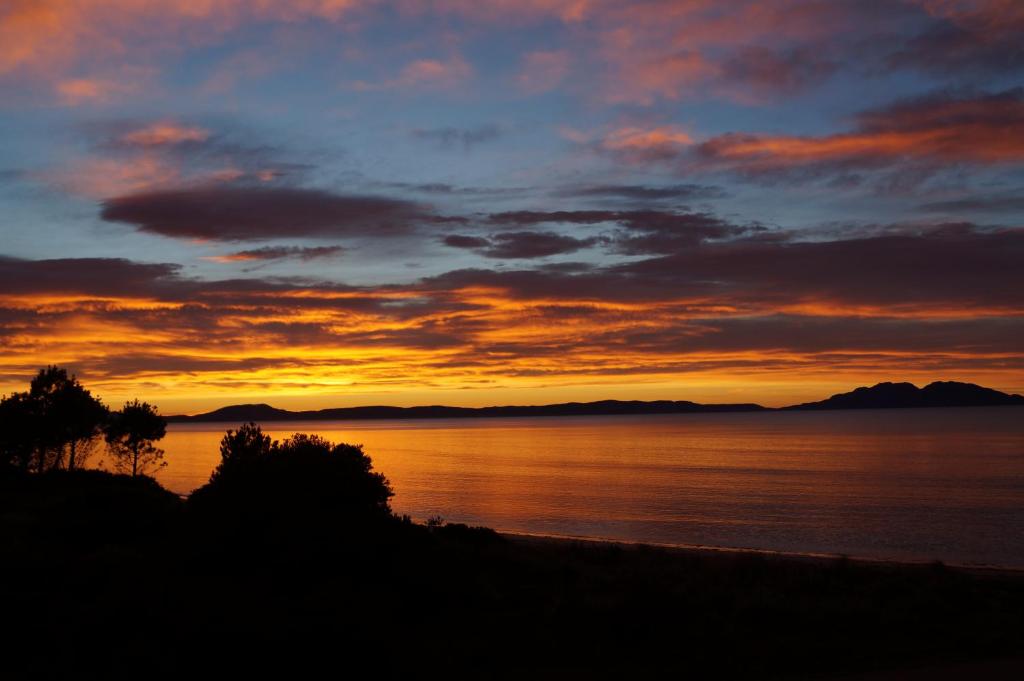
left=168, top=381, right=1024, bottom=422
left=169, top=398, right=768, bottom=422
left=786, top=380, right=1024, bottom=410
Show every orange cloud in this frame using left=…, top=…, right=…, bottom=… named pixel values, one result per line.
left=121, top=122, right=211, bottom=147
left=690, top=89, right=1024, bottom=176
left=399, top=56, right=473, bottom=87
left=55, top=77, right=133, bottom=105
left=42, top=156, right=258, bottom=200
left=55, top=79, right=108, bottom=105
left=589, top=90, right=1024, bottom=180
left=1, top=0, right=855, bottom=108
left=353, top=54, right=474, bottom=91
left=600, top=126, right=693, bottom=161
left=598, top=28, right=715, bottom=104
left=43, top=155, right=181, bottom=199
left=204, top=254, right=267, bottom=263
left=4, top=0, right=995, bottom=111
left=1, top=283, right=1021, bottom=411
left=0, top=0, right=368, bottom=82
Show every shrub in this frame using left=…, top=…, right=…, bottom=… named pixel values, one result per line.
left=190, top=424, right=394, bottom=529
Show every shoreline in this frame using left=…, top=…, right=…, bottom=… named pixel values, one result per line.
left=498, top=529, right=1024, bottom=576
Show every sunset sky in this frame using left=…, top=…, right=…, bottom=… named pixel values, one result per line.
left=1, top=0, right=1023, bottom=413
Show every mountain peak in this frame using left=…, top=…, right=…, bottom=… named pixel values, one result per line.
left=787, top=381, right=1024, bottom=411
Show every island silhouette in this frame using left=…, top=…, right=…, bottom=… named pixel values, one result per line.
left=168, top=380, right=1024, bottom=422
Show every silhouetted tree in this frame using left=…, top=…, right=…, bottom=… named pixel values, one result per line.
left=27, top=367, right=73, bottom=471
left=30, top=367, right=108, bottom=470
left=0, top=367, right=108, bottom=472
left=210, top=422, right=275, bottom=483
left=0, top=392, right=40, bottom=470
left=105, top=400, right=167, bottom=477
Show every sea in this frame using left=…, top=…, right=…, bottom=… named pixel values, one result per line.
left=157, top=407, right=1024, bottom=567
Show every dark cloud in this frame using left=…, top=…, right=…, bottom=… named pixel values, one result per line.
left=608, top=211, right=753, bottom=255
left=553, top=183, right=727, bottom=202
left=88, top=354, right=306, bottom=377
left=0, top=256, right=182, bottom=298
left=383, top=181, right=529, bottom=196
left=615, top=223, right=1024, bottom=309
left=442, top=235, right=490, bottom=249
left=888, top=13, right=1024, bottom=76
left=721, top=45, right=837, bottom=96
left=601, top=315, right=1024, bottom=356
left=535, top=261, right=595, bottom=274
left=212, top=245, right=345, bottom=262
left=918, top=194, right=1024, bottom=214
left=443, top=231, right=601, bottom=259
left=0, top=306, right=39, bottom=339
left=12, top=221, right=1018, bottom=318
left=486, top=209, right=754, bottom=255
left=487, top=210, right=624, bottom=226
left=854, top=87, right=1024, bottom=132
left=412, top=310, right=1024, bottom=377
left=101, top=186, right=429, bottom=241
left=411, top=125, right=501, bottom=150
left=0, top=255, right=483, bottom=324
left=0, top=169, right=26, bottom=183
left=424, top=223, right=1024, bottom=310
left=0, top=255, right=353, bottom=308
left=451, top=311, right=1024, bottom=361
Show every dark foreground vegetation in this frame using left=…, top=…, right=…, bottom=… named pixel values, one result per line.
left=3, top=369, right=1024, bottom=678
left=2, top=431, right=1024, bottom=679
left=1, top=366, right=166, bottom=476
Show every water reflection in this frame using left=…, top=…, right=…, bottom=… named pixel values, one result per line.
left=158, top=408, right=1024, bottom=566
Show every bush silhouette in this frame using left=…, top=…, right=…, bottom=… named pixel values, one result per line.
left=190, top=424, right=394, bottom=531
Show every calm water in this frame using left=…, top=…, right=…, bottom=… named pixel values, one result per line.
left=158, top=407, right=1024, bottom=567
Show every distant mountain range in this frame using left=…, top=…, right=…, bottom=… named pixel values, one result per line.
left=784, top=381, right=1024, bottom=411
left=167, top=381, right=1024, bottom=422
left=168, top=399, right=766, bottom=423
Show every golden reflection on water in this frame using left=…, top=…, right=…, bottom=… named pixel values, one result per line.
left=158, top=408, right=1024, bottom=566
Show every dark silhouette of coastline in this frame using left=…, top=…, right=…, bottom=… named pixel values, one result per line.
left=167, top=398, right=767, bottom=423
left=167, top=380, right=1024, bottom=422
left=786, top=380, right=1024, bottom=410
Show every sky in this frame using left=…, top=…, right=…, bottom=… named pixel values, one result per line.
left=1, top=0, right=1023, bottom=413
